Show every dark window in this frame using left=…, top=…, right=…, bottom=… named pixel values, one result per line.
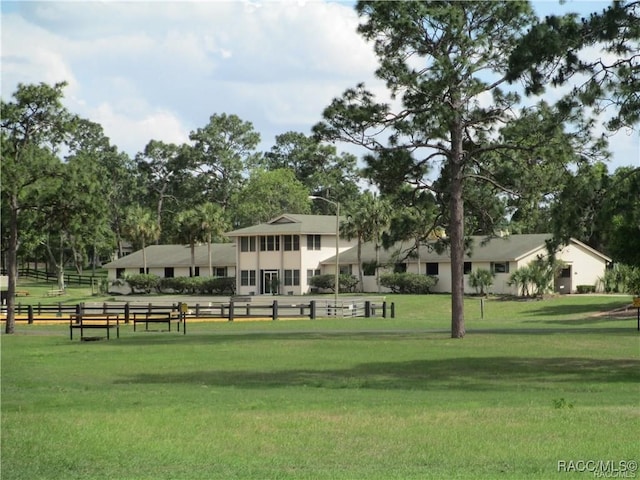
left=240, top=237, right=256, bottom=252
left=260, top=235, right=280, bottom=251
left=394, top=263, right=407, bottom=273
left=307, top=234, right=321, bottom=250
left=214, top=267, right=227, bottom=277
left=284, top=269, right=300, bottom=286
left=363, top=261, right=376, bottom=276
left=139, top=268, right=147, bottom=274
left=189, top=266, right=200, bottom=277
left=426, top=263, right=439, bottom=275
left=464, top=262, right=472, bottom=274
left=165, top=267, right=174, bottom=278
left=491, top=262, right=510, bottom=274
left=241, top=270, right=256, bottom=286
left=339, top=265, right=352, bottom=275
left=561, top=267, right=571, bottom=278
left=116, top=268, right=125, bottom=279
left=284, top=235, right=300, bottom=251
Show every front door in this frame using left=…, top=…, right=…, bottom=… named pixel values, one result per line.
left=555, top=266, right=572, bottom=294
left=263, top=271, right=279, bottom=295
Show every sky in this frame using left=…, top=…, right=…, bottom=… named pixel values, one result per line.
left=1, top=0, right=638, bottom=173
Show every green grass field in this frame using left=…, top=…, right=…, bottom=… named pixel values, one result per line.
left=2, top=294, right=639, bottom=479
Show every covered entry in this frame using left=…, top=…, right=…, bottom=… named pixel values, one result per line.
left=261, top=270, right=279, bottom=295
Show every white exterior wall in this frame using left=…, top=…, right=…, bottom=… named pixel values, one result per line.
left=556, top=243, right=607, bottom=292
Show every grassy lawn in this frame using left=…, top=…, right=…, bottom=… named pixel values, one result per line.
left=2, top=294, right=639, bottom=479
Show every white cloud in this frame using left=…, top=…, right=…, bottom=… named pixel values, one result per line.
left=1, top=0, right=636, bottom=172
left=90, top=102, right=190, bottom=155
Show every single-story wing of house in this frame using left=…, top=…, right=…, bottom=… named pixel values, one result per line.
left=102, top=243, right=236, bottom=288
left=103, top=214, right=611, bottom=296
left=323, top=233, right=612, bottom=295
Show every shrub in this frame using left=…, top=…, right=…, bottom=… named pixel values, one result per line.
left=308, top=274, right=358, bottom=293
left=125, top=274, right=160, bottom=294
left=468, top=268, right=495, bottom=295
left=576, top=285, right=596, bottom=294
left=379, top=273, right=438, bottom=294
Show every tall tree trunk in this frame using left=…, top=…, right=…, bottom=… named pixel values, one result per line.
left=450, top=124, right=466, bottom=339
left=5, top=197, right=19, bottom=334
left=207, top=233, right=213, bottom=277
left=357, top=237, right=363, bottom=293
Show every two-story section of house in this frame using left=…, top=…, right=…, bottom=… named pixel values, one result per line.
left=226, top=214, right=356, bottom=296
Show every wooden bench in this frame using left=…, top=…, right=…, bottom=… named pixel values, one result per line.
left=47, top=289, right=65, bottom=296
left=132, top=312, right=184, bottom=334
left=70, top=314, right=120, bottom=341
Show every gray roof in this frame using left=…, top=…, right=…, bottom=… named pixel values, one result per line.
left=227, top=214, right=340, bottom=237
left=323, top=234, right=610, bottom=265
left=103, top=243, right=236, bottom=269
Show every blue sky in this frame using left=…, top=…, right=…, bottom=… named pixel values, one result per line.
left=1, top=0, right=638, bottom=172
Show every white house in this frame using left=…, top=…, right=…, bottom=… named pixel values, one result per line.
left=102, top=214, right=611, bottom=296
left=325, top=233, right=612, bottom=295
left=226, top=214, right=356, bottom=296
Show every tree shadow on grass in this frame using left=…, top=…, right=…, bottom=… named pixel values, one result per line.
left=115, top=356, right=640, bottom=392
left=524, top=301, right=631, bottom=318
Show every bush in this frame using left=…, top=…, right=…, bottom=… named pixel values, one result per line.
left=125, top=274, right=160, bottom=294
left=309, top=274, right=358, bottom=293
left=576, top=285, right=596, bottom=294
left=158, top=276, right=236, bottom=295
left=468, top=268, right=495, bottom=295
left=379, top=273, right=438, bottom=294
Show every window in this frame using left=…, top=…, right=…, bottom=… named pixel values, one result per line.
left=165, top=267, right=174, bottom=278
left=561, top=267, right=571, bottom=278
left=306, top=269, right=321, bottom=284
left=241, top=270, right=256, bottom=286
left=284, top=235, right=300, bottom=251
left=394, top=263, right=407, bottom=273
left=240, top=237, right=256, bottom=252
left=464, top=262, right=472, bottom=274
left=189, top=267, right=200, bottom=277
left=426, top=263, right=439, bottom=275
left=284, top=269, right=300, bottom=286
left=214, top=267, right=227, bottom=277
left=307, top=234, right=321, bottom=250
left=139, top=268, right=148, bottom=274
left=339, top=265, right=352, bottom=275
left=116, top=268, right=125, bottom=279
left=491, top=262, right=510, bottom=274
left=363, top=261, right=377, bottom=276
left=260, top=235, right=280, bottom=251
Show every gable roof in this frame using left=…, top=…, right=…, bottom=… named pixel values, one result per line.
left=103, top=243, right=236, bottom=269
left=322, top=234, right=611, bottom=265
left=226, top=214, right=340, bottom=237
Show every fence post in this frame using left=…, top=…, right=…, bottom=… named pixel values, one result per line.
left=195, top=304, right=201, bottom=316
left=390, top=302, right=395, bottom=318
left=57, top=302, right=62, bottom=317
left=124, top=302, right=130, bottom=324
left=364, top=301, right=371, bottom=318
left=272, top=300, right=278, bottom=321
left=28, top=304, right=34, bottom=324
left=382, top=301, right=387, bottom=318
left=309, top=300, right=316, bottom=320
left=228, top=301, right=234, bottom=322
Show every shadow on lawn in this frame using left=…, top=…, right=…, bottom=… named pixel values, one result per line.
left=524, top=300, right=631, bottom=318
left=115, top=356, right=639, bottom=391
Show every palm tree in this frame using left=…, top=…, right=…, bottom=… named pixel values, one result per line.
left=176, top=209, right=204, bottom=277
left=341, top=198, right=373, bottom=292
left=195, top=202, right=229, bottom=276
left=122, top=206, right=161, bottom=273
left=361, top=192, right=392, bottom=293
